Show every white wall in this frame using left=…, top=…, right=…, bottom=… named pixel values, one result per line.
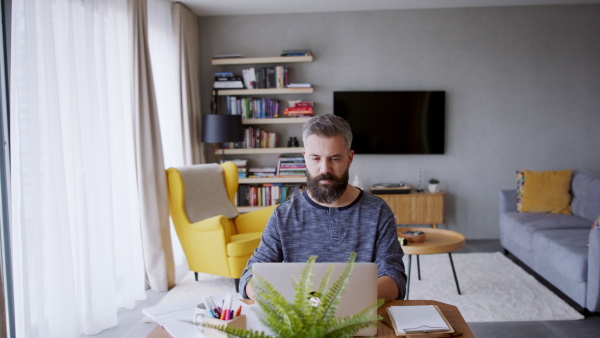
left=198, top=5, right=600, bottom=239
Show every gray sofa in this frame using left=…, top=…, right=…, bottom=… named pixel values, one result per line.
left=499, top=169, right=600, bottom=313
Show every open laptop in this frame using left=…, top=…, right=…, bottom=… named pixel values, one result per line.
left=252, top=262, right=379, bottom=336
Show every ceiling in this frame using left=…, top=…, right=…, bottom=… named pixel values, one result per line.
left=176, top=0, right=600, bottom=16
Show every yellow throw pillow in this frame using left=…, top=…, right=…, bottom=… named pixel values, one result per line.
left=520, top=169, right=573, bottom=215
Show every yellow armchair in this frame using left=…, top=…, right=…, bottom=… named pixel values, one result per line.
left=166, top=161, right=276, bottom=291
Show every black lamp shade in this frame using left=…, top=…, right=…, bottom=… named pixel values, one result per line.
left=201, top=114, right=244, bottom=143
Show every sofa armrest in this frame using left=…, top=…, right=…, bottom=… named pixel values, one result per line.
left=587, top=229, right=600, bottom=312
left=499, top=190, right=517, bottom=213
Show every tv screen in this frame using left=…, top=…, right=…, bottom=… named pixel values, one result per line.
left=333, top=91, right=446, bottom=154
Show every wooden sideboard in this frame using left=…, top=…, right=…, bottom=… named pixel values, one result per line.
left=374, top=191, right=445, bottom=228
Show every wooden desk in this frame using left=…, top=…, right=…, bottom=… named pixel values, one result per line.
left=148, top=299, right=473, bottom=338
left=378, top=300, right=473, bottom=337
left=375, top=191, right=445, bottom=228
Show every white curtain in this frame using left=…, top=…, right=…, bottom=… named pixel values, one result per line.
left=147, top=0, right=186, bottom=267
left=10, top=0, right=146, bottom=336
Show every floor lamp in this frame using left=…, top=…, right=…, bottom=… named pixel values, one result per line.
left=201, top=114, right=244, bottom=164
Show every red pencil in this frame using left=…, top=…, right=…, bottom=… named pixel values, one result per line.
left=234, top=305, right=242, bottom=317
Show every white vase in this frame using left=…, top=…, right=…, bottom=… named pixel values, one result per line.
left=428, top=184, right=439, bottom=193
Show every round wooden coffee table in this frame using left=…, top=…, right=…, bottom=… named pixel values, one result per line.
left=397, top=227, right=466, bottom=300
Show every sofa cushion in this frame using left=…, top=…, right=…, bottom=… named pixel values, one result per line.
left=501, top=211, right=590, bottom=251
left=571, top=170, right=600, bottom=223
left=519, top=169, right=572, bottom=215
left=532, top=229, right=590, bottom=283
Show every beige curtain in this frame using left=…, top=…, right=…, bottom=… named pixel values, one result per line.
left=130, top=0, right=175, bottom=291
left=173, top=2, right=205, bottom=165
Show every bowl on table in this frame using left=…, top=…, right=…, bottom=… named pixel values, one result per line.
left=398, top=230, right=427, bottom=243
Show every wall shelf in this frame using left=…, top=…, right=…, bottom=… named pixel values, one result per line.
left=242, top=117, right=311, bottom=125
left=212, top=55, right=313, bottom=65
left=217, top=88, right=313, bottom=95
left=240, top=177, right=307, bottom=184
left=215, top=147, right=303, bottom=155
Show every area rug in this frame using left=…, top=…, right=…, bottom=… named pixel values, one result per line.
left=404, top=252, right=583, bottom=322
left=148, top=252, right=583, bottom=323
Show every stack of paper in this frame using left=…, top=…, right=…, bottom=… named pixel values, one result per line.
left=386, top=305, right=453, bottom=335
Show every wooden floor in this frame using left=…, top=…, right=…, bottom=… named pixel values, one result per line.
left=82, top=239, right=600, bottom=338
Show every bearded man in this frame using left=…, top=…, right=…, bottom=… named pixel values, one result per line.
left=239, top=114, right=407, bottom=302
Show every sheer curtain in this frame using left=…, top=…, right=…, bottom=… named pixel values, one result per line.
left=147, top=0, right=186, bottom=268
left=10, top=0, right=146, bottom=335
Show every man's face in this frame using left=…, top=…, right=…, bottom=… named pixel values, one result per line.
left=303, top=135, right=354, bottom=204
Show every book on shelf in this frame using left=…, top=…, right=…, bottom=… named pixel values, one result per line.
left=226, top=96, right=280, bottom=119
left=281, top=49, right=312, bottom=56
left=283, top=100, right=313, bottom=117
left=237, top=183, right=306, bottom=207
left=287, top=83, right=312, bottom=88
left=213, top=54, right=243, bottom=59
left=228, top=159, right=248, bottom=178
left=242, top=66, right=288, bottom=89
left=214, top=75, right=245, bottom=89
left=276, top=156, right=306, bottom=177
left=243, top=127, right=279, bottom=149
left=248, top=167, right=277, bottom=178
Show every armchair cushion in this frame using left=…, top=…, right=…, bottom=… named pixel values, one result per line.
left=227, top=232, right=263, bottom=257
left=177, top=164, right=238, bottom=223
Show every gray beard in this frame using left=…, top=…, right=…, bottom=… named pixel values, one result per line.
left=306, top=169, right=350, bottom=204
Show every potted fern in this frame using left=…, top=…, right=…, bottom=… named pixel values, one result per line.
left=204, top=252, right=384, bottom=337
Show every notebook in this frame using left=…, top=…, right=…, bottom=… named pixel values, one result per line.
left=386, top=305, right=453, bottom=335
left=252, top=262, right=378, bottom=336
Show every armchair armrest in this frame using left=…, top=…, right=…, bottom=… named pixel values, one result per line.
left=499, top=190, right=518, bottom=213
left=587, top=229, right=600, bottom=312
left=235, top=205, right=277, bottom=234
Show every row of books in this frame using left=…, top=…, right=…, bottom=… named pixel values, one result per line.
left=276, top=156, right=306, bottom=177
left=225, top=96, right=280, bottom=119
left=237, top=183, right=306, bottom=207
left=241, top=66, right=288, bottom=89
left=224, top=127, right=280, bottom=149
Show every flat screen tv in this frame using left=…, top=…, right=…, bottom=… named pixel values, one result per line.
left=333, top=91, right=446, bottom=154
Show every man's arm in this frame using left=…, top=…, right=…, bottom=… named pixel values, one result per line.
left=378, top=275, right=400, bottom=302
left=239, top=209, right=284, bottom=298
left=245, top=279, right=256, bottom=300
left=374, top=210, right=407, bottom=300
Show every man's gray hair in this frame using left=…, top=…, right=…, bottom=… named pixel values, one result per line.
left=302, top=114, right=353, bottom=150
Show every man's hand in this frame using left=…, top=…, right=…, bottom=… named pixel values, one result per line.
left=245, top=279, right=256, bottom=300
left=377, top=275, right=399, bottom=302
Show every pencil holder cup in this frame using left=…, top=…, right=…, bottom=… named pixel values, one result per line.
left=203, top=315, right=246, bottom=338
left=192, top=303, right=213, bottom=332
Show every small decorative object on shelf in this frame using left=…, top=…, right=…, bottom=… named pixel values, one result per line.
left=398, top=230, right=427, bottom=243
left=428, top=178, right=440, bottom=193
left=417, top=168, right=424, bottom=192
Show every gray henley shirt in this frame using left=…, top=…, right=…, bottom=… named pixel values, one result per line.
left=239, top=189, right=407, bottom=299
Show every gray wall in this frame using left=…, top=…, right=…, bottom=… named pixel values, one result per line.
left=198, top=5, right=600, bottom=239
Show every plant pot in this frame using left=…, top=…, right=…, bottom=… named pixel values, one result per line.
left=428, top=184, right=439, bottom=193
